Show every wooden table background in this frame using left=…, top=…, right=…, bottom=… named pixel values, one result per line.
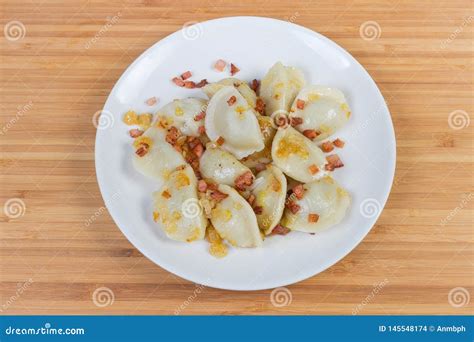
left=1, top=0, right=472, bottom=315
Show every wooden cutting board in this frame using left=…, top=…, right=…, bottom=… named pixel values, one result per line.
left=1, top=0, right=472, bottom=315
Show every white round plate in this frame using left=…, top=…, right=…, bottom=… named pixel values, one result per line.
left=95, top=16, right=396, bottom=291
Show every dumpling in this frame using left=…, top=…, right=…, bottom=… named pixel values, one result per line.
left=289, top=86, right=351, bottom=140
left=260, top=62, right=305, bottom=116
left=153, top=165, right=207, bottom=242
left=282, top=177, right=350, bottom=233
left=199, top=145, right=253, bottom=187
left=205, top=86, right=264, bottom=159
left=271, top=126, right=328, bottom=183
left=154, top=98, right=207, bottom=136
left=202, top=78, right=257, bottom=108
left=210, top=185, right=263, bottom=247
left=240, top=115, right=275, bottom=169
left=132, top=126, right=186, bottom=181
left=251, top=165, right=287, bottom=234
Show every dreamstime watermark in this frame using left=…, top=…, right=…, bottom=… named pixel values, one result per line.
left=283, top=11, right=300, bottom=23
left=270, top=287, right=293, bottom=307
left=440, top=15, right=473, bottom=49
left=84, top=191, right=120, bottom=227
left=92, top=287, right=114, bottom=307
left=0, top=278, right=34, bottom=312
left=359, top=21, right=381, bottom=41
left=3, top=198, right=26, bottom=219
left=1, top=100, right=34, bottom=135
left=448, top=287, right=470, bottom=308
left=92, top=109, right=115, bottom=130
left=84, top=11, right=122, bottom=50
left=174, top=283, right=206, bottom=315
left=4, top=20, right=26, bottom=42
left=359, top=198, right=381, bottom=219
left=181, top=21, right=203, bottom=41
left=181, top=198, right=203, bottom=219
left=352, top=278, right=389, bottom=315
left=448, top=110, right=470, bottom=130
left=439, top=192, right=473, bottom=226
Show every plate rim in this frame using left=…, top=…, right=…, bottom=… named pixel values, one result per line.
left=95, top=16, right=397, bottom=291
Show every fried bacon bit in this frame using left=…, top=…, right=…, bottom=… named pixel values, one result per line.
left=194, top=111, right=206, bottom=121
left=197, top=180, right=208, bottom=193
left=145, top=97, right=157, bottom=106
left=253, top=206, right=263, bottom=215
left=161, top=190, right=172, bottom=199
left=214, top=59, right=227, bottom=72
left=308, top=213, right=319, bottom=223
left=325, top=154, right=344, bottom=171
left=271, top=224, right=291, bottom=236
left=333, top=138, right=345, bottom=148
left=234, top=171, right=254, bottom=191
left=308, top=164, right=319, bottom=175
left=255, top=98, right=265, bottom=115
left=180, top=71, right=192, bottom=80
left=230, top=63, right=240, bottom=76
left=247, top=194, right=256, bottom=206
left=255, top=163, right=267, bottom=172
left=292, top=184, right=305, bottom=200
left=210, top=189, right=228, bottom=202
left=129, top=129, right=144, bottom=138
left=250, top=79, right=260, bottom=92
left=165, top=126, right=181, bottom=145
left=184, top=81, right=196, bottom=89
left=192, top=141, right=204, bottom=158
left=135, top=145, right=149, bottom=157
left=302, top=129, right=318, bottom=140
left=172, top=77, right=185, bottom=87
left=321, top=141, right=334, bottom=153
left=227, top=95, right=237, bottom=106
left=286, top=200, right=301, bottom=214
left=216, top=136, right=225, bottom=145
left=195, top=79, right=208, bottom=88
left=296, top=99, right=305, bottom=110
left=175, top=165, right=186, bottom=171
left=290, top=117, right=303, bottom=126
left=198, top=125, right=206, bottom=135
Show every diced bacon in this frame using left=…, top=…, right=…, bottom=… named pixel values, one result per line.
left=214, top=59, right=226, bottom=72
left=290, top=117, right=303, bottom=126
left=320, top=141, right=334, bottom=153
left=184, top=81, right=196, bottom=89
left=129, top=129, right=144, bottom=138
left=194, top=111, right=206, bottom=121
left=325, top=154, right=344, bottom=171
left=227, top=96, right=237, bottom=106
left=172, top=77, right=185, bottom=87
left=302, top=129, right=318, bottom=140
left=145, top=97, right=157, bottom=106
left=333, top=138, right=345, bottom=148
left=250, top=79, right=259, bottom=92
left=230, top=63, right=240, bottom=76
left=195, top=79, right=208, bottom=88
left=308, top=164, right=319, bottom=175
left=192, top=142, right=204, bottom=158
left=234, top=171, right=254, bottom=191
left=175, top=165, right=186, bottom=171
left=271, top=224, right=291, bottom=236
left=255, top=163, right=267, bottom=172
left=180, top=71, right=192, bottom=80
left=292, top=184, right=305, bottom=200
left=216, top=136, right=225, bottom=145
left=286, top=200, right=301, bottom=214
left=210, top=189, right=228, bottom=202
left=161, top=190, right=171, bottom=199
left=165, top=126, right=181, bottom=145
left=255, top=98, right=265, bottom=115
left=308, top=213, right=319, bottom=223
left=135, top=145, right=148, bottom=157
left=296, top=99, right=305, bottom=110
left=198, top=126, right=206, bottom=135
left=247, top=194, right=256, bottom=206
left=197, top=180, right=208, bottom=193
left=253, top=206, right=263, bottom=215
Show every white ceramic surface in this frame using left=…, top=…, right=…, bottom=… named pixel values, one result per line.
left=95, top=16, right=396, bottom=291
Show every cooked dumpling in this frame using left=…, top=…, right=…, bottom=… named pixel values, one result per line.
left=132, top=126, right=186, bottom=181
left=202, top=78, right=257, bottom=108
left=282, top=177, right=350, bottom=233
left=290, top=86, right=351, bottom=140
left=200, top=145, right=253, bottom=187
left=154, top=98, right=207, bottom=136
left=271, top=126, right=328, bottom=183
left=153, top=165, right=207, bottom=242
left=260, top=62, right=305, bottom=116
left=241, top=115, right=275, bottom=169
left=205, top=86, right=264, bottom=159
left=251, top=165, right=287, bottom=234
left=210, top=185, right=262, bottom=247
